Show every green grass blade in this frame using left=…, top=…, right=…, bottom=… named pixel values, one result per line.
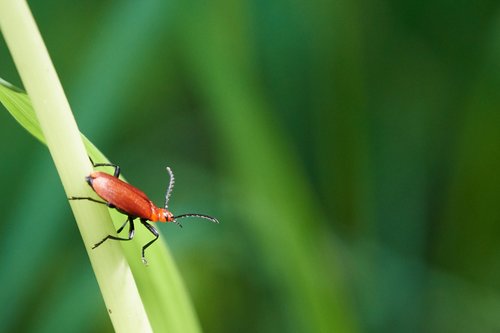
left=0, top=77, right=201, bottom=333
left=179, top=4, right=357, bottom=332
left=0, top=77, right=45, bottom=143
left=0, top=0, right=153, bottom=329
left=0, top=1, right=201, bottom=330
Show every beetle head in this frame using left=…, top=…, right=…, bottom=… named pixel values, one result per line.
left=156, top=209, right=174, bottom=223
left=165, top=210, right=185, bottom=227
left=164, top=210, right=175, bottom=222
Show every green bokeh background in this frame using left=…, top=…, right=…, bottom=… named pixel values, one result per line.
left=1, top=1, right=500, bottom=332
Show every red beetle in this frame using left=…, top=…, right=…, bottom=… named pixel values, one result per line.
left=69, top=160, right=218, bottom=264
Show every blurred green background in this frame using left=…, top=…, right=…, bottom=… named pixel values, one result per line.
left=1, top=1, right=500, bottom=332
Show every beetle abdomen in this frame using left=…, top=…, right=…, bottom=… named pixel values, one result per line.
left=88, top=171, right=156, bottom=219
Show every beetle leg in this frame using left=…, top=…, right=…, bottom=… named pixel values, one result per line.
left=92, top=217, right=135, bottom=249
left=140, top=219, right=159, bottom=265
left=68, top=196, right=108, bottom=205
left=116, top=217, right=130, bottom=234
left=88, top=157, right=121, bottom=177
left=92, top=162, right=121, bottom=178
left=68, top=196, right=116, bottom=209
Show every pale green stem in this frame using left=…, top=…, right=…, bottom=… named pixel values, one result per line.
left=0, top=1, right=152, bottom=332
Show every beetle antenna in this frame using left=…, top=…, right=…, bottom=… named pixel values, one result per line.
left=165, top=167, right=175, bottom=210
left=173, top=213, right=219, bottom=225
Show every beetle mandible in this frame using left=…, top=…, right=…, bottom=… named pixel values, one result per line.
left=69, top=159, right=218, bottom=264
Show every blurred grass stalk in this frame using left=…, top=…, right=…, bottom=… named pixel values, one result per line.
left=0, top=1, right=153, bottom=332
left=180, top=3, right=358, bottom=332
